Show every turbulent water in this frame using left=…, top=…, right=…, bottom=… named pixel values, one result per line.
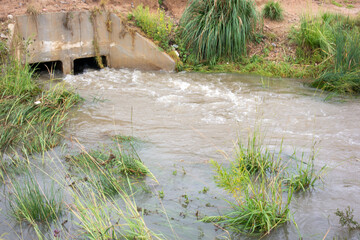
left=1, top=68, right=360, bottom=239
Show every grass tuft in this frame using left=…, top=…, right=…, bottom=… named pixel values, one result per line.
left=9, top=176, right=63, bottom=223
left=67, top=147, right=149, bottom=177
left=291, top=12, right=360, bottom=93
left=180, top=0, right=258, bottom=64
left=206, top=128, right=326, bottom=235
left=263, top=1, right=284, bottom=21
left=0, top=51, right=82, bottom=154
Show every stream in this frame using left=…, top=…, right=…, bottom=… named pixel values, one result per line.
left=1, top=68, right=360, bottom=239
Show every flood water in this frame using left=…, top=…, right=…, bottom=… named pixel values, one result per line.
left=1, top=68, right=360, bottom=239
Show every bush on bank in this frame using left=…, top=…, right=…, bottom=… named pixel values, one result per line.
left=179, top=0, right=258, bottom=64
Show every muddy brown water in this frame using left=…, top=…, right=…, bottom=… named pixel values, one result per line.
left=1, top=68, right=360, bottom=239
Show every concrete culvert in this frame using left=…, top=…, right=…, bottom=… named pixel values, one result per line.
left=73, top=56, right=107, bottom=75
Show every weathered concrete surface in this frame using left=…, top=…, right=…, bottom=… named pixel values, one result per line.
left=12, top=11, right=175, bottom=73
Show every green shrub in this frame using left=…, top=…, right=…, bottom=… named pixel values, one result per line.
left=263, top=1, right=283, bottom=21
left=291, top=13, right=360, bottom=93
left=312, top=29, right=360, bottom=93
left=132, top=5, right=174, bottom=50
left=180, top=0, right=258, bottom=64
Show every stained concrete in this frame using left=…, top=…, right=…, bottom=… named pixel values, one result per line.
left=12, top=11, right=175, bottom=74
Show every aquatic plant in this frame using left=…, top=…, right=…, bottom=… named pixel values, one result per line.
left=285, top=151, right=326, bottom=192
left=9, top=176, right=63, bottom=223
left=203, top=169, right=293, bottom=235
left=180, top=0, right=258, bottom=64
left=234, top=130, right=280, bottom=174
left=206, top=127, right=328, bottom=235
left=67, top=147, right=149, bottom=177
left=263, top=1, right=284, bottom=21
left=335, top=206, right=360, bottom=230
left=70, top=184, right=163, bottom=240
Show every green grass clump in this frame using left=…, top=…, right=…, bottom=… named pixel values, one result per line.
left=180, top=0, right=258, bottom=64
left=285, top=152, right=326, bottom=192
left=291, top=13, right=360, bottom=93
left=234, top=131, right=278, bottom=174
left=132, top=5, right=174, bottom=51
left=0, top=51, right=82, bottom=154
left=204, top=167, right=292, bottom=235
left=263, top=1, right=284, bottom=21
left=206, top=128, right=326, bottom=235
left=70, top=183, right=163, bottom=240
left=9, top=176, right=63, bottom=223
left=312, top=30, right=360, bottom=93
left=67, top=147, right=149, bottom=177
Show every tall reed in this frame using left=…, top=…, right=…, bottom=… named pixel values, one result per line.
left=180, top=0, right=258, bottom=64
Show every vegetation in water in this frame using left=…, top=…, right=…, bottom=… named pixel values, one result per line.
left=0, top=48, right=82, bottom=155
left=66, top=147, right=149, bottom=177
left=8, top=175, right=63, bottom=223
left=262, top=1, right=284, bottom=21
left=179, top=0, right=257, bottom=64
left=335, top=206, right=360, bottom=230
left=284, top=150, right=326, bottom=192
left=204, top=128, right=326, bottom=236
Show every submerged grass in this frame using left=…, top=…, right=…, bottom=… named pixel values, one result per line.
left=285, top=151, right=326, bottom=192
left=8, top=175, right=63, bottom=223
left=67, top=146, right=149, bottom=177
left=69, top=180, right=165, bottom=240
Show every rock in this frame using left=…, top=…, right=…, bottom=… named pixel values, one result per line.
left=271, top=43, right=277, bottom=48
left=7, top=15, right=13, bottom=20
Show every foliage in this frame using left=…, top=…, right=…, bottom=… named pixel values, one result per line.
left=0, top=51, right=82, bottom=154
left=291, top=13, right=360, bottom=93
left=284, top=151, right=326, bottom=192
left=312, top=30, right=360, bottom=93
left=132, top=5, right=174, bottom=51
left=9, top=175, right=63, bottom=223
left=67, top=147, right=149, bottom=177
left=335, top=206, right=360, bottom=230
left=180, top=0, right=258, bottom=64
left=205, top=163, right=292, bottom=235
left=70, top=181, right=164, bottom=240
left=234, top=130, right=279, bottom=174
left=205, top=128, right=326, bottom=235
left=263, top=1, right=283, bottom=21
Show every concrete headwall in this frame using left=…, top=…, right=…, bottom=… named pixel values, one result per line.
left=13, top=11, right=175, bottom=73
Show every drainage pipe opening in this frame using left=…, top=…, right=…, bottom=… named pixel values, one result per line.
left=73, top=56, right=107, bottom=75
left=30, top=61, right=63, bottom=76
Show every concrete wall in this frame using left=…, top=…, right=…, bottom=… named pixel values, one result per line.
left=13, top=11, right=175, bottom=74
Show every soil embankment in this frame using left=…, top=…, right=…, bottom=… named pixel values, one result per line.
left=1, top=0, right=359, bottom=62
